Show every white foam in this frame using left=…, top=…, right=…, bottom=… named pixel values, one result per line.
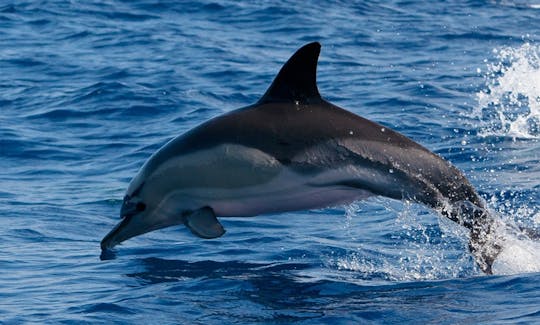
left=465, top=210, right=540, bottom=275
left=492, top=232, right=540, bottom=274
left=475, top=43, right=540, bottom=139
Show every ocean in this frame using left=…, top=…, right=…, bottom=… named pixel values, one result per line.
left=1, top=1, right=540, bottom=323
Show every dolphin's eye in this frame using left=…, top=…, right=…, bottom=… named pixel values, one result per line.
left=136, top=202, right=146, bottom=212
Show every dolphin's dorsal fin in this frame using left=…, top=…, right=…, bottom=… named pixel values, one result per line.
left=259, top=42, right=322, bottom=105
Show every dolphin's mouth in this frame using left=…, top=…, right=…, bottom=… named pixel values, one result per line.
left=100, top=215, right=133, bottom=251
left=101, top=194, right=145, bottom=251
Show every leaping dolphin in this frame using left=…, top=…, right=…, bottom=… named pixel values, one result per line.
left=101, top=42, right=501, bottom=273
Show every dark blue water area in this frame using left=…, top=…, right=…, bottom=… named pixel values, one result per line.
left=2, top=0, right=540, bottom=323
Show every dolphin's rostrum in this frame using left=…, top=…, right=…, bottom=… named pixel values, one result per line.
left=101, top=42, right=501, bottom=273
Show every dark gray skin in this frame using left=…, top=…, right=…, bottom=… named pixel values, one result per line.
left=102, top=42, right=500, bottom=273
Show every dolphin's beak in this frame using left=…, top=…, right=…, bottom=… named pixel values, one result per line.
left=100, top=215, right=138, bottom=251
left=101, top=195, right=149, bottom=251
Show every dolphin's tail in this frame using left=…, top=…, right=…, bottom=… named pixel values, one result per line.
left=444, top=201, right=503, bottom=274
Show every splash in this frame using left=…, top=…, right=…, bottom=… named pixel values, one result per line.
left=492, top=233, right=540, bottom=274
left=472, top=43, right=540, bottom=273
left=327, top=201, right=476, bottom=282
left=490, top=220, right=540, bottom=274
left=475, top=42, right=540, bottom=139
left=482, top=192, right=540, bottom=274
left=329, top=200, right=540, bottom=280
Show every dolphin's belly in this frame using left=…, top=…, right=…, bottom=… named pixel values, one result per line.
left=205, top=173, right=374, bottom=217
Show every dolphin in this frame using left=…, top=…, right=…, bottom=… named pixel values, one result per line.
left=101, top=42, right=501, bottom=273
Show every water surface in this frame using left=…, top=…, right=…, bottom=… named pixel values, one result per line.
left=1, top=1, right=540, bottom=323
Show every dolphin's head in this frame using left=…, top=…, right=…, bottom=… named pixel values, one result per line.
left=100, top=194, right=149, bottom=250
left=100, top=174, right=186, bottom=251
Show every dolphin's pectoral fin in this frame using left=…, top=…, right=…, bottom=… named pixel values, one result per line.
left=184, top=207, right=226, bottom=239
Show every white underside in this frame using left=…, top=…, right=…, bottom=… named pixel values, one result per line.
left=185, top=168, right=374, bottom=217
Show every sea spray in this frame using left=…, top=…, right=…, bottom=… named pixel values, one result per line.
left=328, top=201, right=476, bottom=281
left=476, top=43, right=540, bottom=139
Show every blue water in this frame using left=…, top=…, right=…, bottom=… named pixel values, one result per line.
left=2, top=1, right=540, bottom=323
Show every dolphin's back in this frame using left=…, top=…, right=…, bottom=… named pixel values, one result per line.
left=135, top=40, right=483, bottom=212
